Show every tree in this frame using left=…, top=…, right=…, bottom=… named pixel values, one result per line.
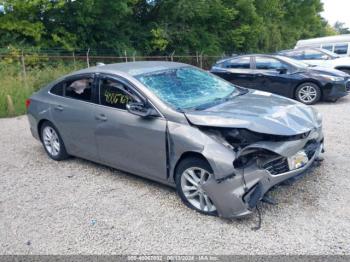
left=334, top=21, right=350, bottom=34
left=0, top=0, right=335, bottom=55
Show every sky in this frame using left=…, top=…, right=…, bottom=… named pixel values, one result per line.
left=321, top=0, right=350, bottom=28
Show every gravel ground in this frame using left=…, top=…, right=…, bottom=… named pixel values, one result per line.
left=1, top=97, right=350, bottom=255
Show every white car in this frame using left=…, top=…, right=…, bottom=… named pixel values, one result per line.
left=277, top=47, right=350, bottom=75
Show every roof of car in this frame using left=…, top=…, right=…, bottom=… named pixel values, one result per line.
left=278, top=47, right=326, bottom=53
left=215, top=54, right=279, bottom=64
left=69, top=61, right=188, bottom=77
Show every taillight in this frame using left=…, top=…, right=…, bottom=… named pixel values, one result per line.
left=25, top=99, right=31, bottom=109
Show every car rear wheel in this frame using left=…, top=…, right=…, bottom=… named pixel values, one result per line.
left=295, top=82, right=321, bottom=105
left=175, top=157, right=217, bottom=216
left=41, top=121, right=69, bottom=161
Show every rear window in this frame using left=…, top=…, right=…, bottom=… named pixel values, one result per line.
left=255, top=57, right=286, bottom=70
left=225, top=57, right=251, bottom=69
left=302, top=49, right=327, bottom=60
left=280, top=50, right=304, bottom=60
left=322, top=45, right=333, bottom=52
left=65, top=78, right=93, bottom=102
left=50, top=83, right=64, bottom=96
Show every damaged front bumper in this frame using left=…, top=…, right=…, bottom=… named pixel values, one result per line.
left=202, top=136, right=324, bottom=218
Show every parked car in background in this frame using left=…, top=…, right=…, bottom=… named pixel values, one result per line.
left=277, top=47, right=350, bottom=74
left=210, top=54, right=349, bottom=104
left=295, top=34, right=350, bottom=57
left=27, top=61, right=324, bottom=218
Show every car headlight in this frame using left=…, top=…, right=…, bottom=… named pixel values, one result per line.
left=320, top=74, right=345, bottom=82
left=288, top=151, right=308, bottom=170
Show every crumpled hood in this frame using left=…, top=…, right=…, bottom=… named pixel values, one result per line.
left=185, top=90, right=320, bottom=136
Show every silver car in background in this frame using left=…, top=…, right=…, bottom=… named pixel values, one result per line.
left=27, top=62, right=324, bottom=218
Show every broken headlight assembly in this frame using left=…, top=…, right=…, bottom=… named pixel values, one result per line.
left=200, top=126, right=312, bottom=174
left=287, top=150, right=309, bottom=170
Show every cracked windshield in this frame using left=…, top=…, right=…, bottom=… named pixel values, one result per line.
left=136, top=67, right=237, bottom=110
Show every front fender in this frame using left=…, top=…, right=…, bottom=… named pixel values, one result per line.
left=167, top=122, right=237, bottom=182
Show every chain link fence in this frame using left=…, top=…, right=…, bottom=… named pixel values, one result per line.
left=0, top=48, right=230, bottom=69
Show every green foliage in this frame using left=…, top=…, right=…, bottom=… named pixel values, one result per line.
left=0, top=0, right=337, bottom=117
left=0, top=62, right=84, bottom=117
left=0, top=0, right=332, bottom=54
left=150, top=28, right=169, bottom=51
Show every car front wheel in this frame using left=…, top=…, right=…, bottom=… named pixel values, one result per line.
left=295, top=82, right=321, bottom=105
left=40, top=121, right=69, bottom=161
left=175, top=157, right=217, bottom=216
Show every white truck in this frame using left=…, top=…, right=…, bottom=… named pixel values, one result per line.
left=295, top=34, right=350, bottom=57
left=277, top=47, right=350, bottom=74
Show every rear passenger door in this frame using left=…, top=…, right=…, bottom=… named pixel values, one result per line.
left=49, top=74, right=99, bottom=161
left=216, top=57, right=256, bottom=88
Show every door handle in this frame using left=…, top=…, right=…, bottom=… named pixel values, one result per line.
left=54, top=105, right=64, bottom=111
left=95, top=114, right=107, bottom=121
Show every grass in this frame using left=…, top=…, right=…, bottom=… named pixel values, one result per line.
left=0, top=62, right=84, bottom=118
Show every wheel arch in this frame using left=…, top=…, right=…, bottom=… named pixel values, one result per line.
left=294, top=80, right=323, bottom=100
left=173, top=151, right=213, bottom=181
left=37, top=119, right=51, bottom=142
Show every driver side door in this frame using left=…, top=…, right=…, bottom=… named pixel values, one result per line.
left=94, top=74, right=168, bottom=181
left=253, top=56, right=295, bottom=97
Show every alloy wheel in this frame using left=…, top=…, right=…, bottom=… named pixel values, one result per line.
left=180, top=167, right=216, bottom=212
left=298, top=85, right=317, bottom=103
left=42, top=126, right=60, bottom=157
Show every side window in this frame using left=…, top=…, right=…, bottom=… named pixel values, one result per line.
left=99, top=78, right=134, bottom=110
left=65, top=77, right=93, bottom=102
left=50, top=82, right=64, bottom=96
left=302, top=49, right=328, bottom=60
left=255, top=57, right=286, bottom=70
left=283, top=51, right=303, bottom=60
left=334, top=43, right=348, bottom=55
left=225, top=57, right=251, bottom=69
left=322, top=45, right=333, bottom=52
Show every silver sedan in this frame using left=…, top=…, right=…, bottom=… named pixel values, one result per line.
left=27, top=61, right=324, bottom=218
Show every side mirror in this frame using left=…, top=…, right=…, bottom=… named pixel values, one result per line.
left=126, top=102, right=158, bottom=118
left=276, top=68, right=288, bottom=74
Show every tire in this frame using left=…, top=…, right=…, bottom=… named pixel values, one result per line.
left=295, top=82, right=321, bottom=105
left=175, top=157, right=217, bottom=216
left=40, top=121, right=69, bottom=161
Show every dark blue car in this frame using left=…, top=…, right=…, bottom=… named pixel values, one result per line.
left=210, top=54, right=349, bottom=104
